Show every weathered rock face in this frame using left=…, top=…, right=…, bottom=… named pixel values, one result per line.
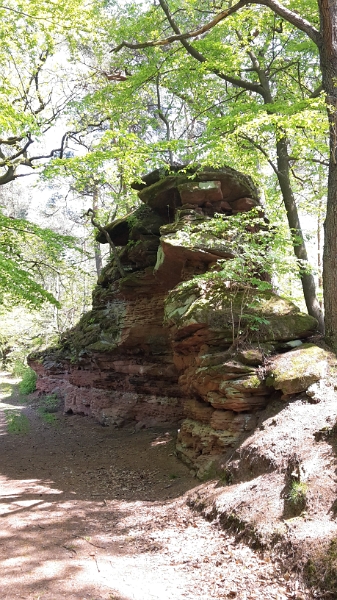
left=29, top=164, right=326, bottom=477
left=162, top=275, right=324, bottom=477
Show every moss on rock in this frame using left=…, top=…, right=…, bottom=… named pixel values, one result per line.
left=165, top=276, right=318, bottom=343
left=266, top=343, right=333, bottom=395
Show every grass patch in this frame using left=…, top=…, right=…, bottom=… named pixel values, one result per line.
left=0, top=384, right=13, bottom=396
left=4, top=409, right=30, bottom=434
left=37, top=394, right=60, bottom=426
left=38, top=393, right=60, bottom=413
left=38, top=411, right=58, bottom=425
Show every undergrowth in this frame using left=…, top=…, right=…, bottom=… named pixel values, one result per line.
left=12, top=360, right=29, bottom=378
left=4, top=409, right=30, bottom=434
left=37, top=394, right=60, bottom=426
left=18, top=366, right=37, bottom=395
left=305, top=538, right=337, bottom=594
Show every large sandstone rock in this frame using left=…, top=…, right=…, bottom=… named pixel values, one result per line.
left=29, top=164, right=327, bottom=478
left=133, top=165, right=260, bottom=215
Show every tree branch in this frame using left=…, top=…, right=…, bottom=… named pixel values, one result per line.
left=239, top=133, right=279, bottom=175
left=252, top=0, right=321, bottom=45
left=111, top=0, right=249, bottom=52
left=111, top=0, right=321, bottom=54
left=159, top=0, right=265, bottom=95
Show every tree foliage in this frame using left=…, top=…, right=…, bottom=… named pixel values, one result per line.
left=2, top=0, right=337, bottom=350
left=0, top=0, right=105, bottom=308
left=84, top=0, right=324, bottom=330
left=0, top=209, right=80, bottom=308
left=0, top=0, right=104, bottom=185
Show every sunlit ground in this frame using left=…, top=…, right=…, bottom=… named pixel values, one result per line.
left=0, top=371, right=302, bottom=600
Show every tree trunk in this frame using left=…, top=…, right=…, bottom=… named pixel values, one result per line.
left=93, top=186, right=103, bottom=277
left=276, top=137, right=325, bottom=333
left=318, top=0, right=337, bottom=350
left=86, top=208, right=125, bottom=277
left=317, top=197, right=323, bottom=305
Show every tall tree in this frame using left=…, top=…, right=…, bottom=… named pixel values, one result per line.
left=107, top=0, right=337, bottom=344
left=0, top=0, right=104, bottom=306
left=0, top=0, right=103, bottom=185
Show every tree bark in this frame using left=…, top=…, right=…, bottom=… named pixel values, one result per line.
left=318, top=0, right=337, bottom=350
left=276, top=137, right=324, bottom=332
left=317, top=197, right=323, bottom=305
left=92, top=187, right=103, bottom=277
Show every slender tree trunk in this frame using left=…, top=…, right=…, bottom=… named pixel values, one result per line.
left=276, top=137, right=325, bottom=333
left=85, top=209, right=125, bottom=277
left=248, top=63, right=324, bottom=331
left=318, top=0, right=337, bottom=350
left=317, top=197, right=323, bottom=306
left=323, top=147, right=337, bottom=350
left=82, top=239, right=88, bottom=315
left=54, top=272, right=61, bottom=333
left=92, top=186, right=103, bottom=277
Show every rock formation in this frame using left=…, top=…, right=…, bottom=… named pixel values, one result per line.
left=29, top=164, right=330, bottom=478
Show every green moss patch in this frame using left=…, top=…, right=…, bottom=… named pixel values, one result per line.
left=266, top=344, right=332, bottom=395
left=165, top=277, right=317, bottom=343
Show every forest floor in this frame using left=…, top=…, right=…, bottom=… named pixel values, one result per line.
left=0, top=371, right=315, bottom=600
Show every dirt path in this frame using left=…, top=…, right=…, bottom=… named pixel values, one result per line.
left=0, top=372, right=313, bottom=600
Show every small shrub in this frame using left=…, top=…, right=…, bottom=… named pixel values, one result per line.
left=288, top=481, right=308, bottom=508
left=18, top=366, right=37, bottom=395
left=12, top=359, right=29, bottom=377
left=4, top=409, right=30, bottom=434
left=38, top=393, right=60, bottom=413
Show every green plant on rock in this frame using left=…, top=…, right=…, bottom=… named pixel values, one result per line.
left=179, top=209, right=297, bottom=344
